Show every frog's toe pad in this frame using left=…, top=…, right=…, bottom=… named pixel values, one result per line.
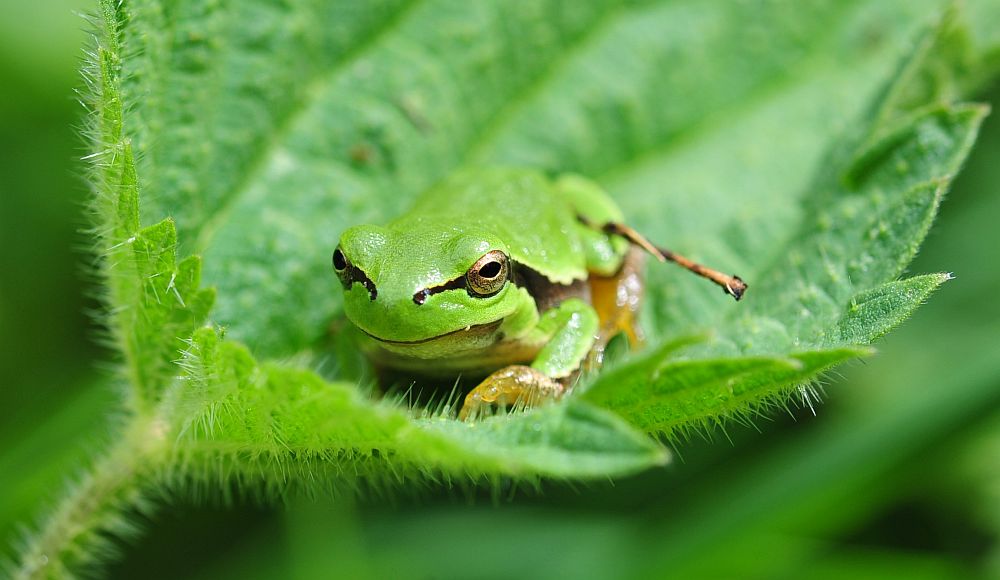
left=459, top=366, right=565, bottom=421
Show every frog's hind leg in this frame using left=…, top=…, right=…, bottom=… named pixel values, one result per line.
left=554, top=175, right=648, bottom=362
left=602, top=222, right=748, bottom=301
left=588, top=246, right=647, bottom=367
left=555, top=174, right=747, bottom=300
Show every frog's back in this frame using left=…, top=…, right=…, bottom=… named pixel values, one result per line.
left=393, top=168, right=588, bottom=284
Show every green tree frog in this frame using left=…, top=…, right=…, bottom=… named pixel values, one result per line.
left=332, top=168, right=745, bottom=420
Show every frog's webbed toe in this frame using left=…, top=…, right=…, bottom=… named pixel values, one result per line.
left=459, top=365, right=566, bottom=421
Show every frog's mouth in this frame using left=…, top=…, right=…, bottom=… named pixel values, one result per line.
left=359, top=319, right=503, bottom=346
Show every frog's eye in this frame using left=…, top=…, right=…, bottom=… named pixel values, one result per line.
left=466, top=250, right=509, bottom=297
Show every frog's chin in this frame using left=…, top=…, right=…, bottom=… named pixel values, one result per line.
left=359, top=319, right=505, bottom=359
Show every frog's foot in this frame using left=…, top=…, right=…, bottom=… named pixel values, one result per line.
left=459, top=365, right=567, bottom=421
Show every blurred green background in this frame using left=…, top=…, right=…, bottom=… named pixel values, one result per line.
left=2, top=2, right=999, bottom=579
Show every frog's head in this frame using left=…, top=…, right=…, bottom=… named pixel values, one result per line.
left=332, top=222, right=523, bottom=355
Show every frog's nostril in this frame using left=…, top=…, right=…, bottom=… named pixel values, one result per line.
left=413, top=289, right=431, bottom=305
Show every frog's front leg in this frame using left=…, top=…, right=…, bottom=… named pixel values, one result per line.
left=459, top=298, right=599, bottom=421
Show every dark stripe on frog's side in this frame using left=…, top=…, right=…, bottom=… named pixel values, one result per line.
left=511, top=261, right=590, bottom=314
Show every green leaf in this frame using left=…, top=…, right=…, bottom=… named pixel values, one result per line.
left=575, top=32, right=985, bottom=430
left=117, top=0, right=954, bottom=357
left=728, top=105, right=984, bottom=354
left=16, top=0, right=996, bottom=577
left=417, top=401, right=668, bottom=478
left=833, top=273, right=951, bottom=345
left=91, top=1, right=987, bottom=478
left=166, top=328, right=666, bottom=485
left=88, top=80, right=215, bottom=410
left=79, top=0, right=666, bottom=490
left=584, top=347, right=873, bottom=436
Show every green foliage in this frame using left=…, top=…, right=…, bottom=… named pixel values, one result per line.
left=85, top=4, right=215, bottom=411
left=582, top=99, right=985, bottom=432
left=13, top=430, right=161, bottom=580
left=166, top=327, right=665, bottom=490
left=11, top=0, right=1000, bottom=577
left=584, top=346, right=873, bottom=435
left=80, top=0, right=981, bottom=481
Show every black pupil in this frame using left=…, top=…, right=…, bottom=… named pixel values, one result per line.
left=479, top=261, right=502, bottom=279
left=332, top=249, right=347, bottom=270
